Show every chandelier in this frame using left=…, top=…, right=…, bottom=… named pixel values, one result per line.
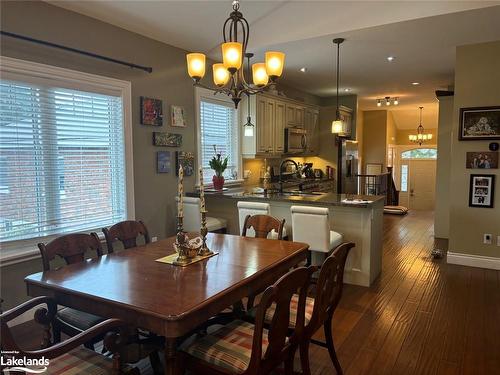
left=185, top=0, right=285, bottom=108
left=409, top=106, right=433, bottom=145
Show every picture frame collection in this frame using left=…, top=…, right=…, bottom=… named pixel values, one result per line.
left=460, top=106, right=499, bottom=208
left=140, top=96, right=192, bottom=175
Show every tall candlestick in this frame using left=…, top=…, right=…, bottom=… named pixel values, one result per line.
left=199, top=168, right=205, bottom=212
left=178, top=165, right=184, bottom=217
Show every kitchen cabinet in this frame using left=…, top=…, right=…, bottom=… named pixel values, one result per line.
left=286, top=104, right=305, bottom=128
left=304, top=107, right=319, bottom=155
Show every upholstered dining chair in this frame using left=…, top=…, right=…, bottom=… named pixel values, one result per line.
left=291, top=205, right=344, bottom=266
left=177, top=196, right=227, bottom=233
left=103, top=220, right=150, bottom=253
left=0, top=296, right=139, bottom=375
left=179, top=266, right=316, bottom=375
left=237, top=201, right=288, bottom=239
left=242, top=214, right=285, bottom=240
left=37, top=233, right=106, bottom=349
left=250, top=242, right=355, bottom=375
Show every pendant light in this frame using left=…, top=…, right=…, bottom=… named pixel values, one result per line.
left=409, top=106, right=433, bottom=145
left=331, top=38, right=345, bottom=134
left=243, top=53, right=255, bottom=137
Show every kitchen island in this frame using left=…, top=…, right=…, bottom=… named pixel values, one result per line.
left=188, top=189, right=384, bottom=287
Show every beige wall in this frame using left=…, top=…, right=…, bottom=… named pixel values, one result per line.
left=362, top=110, right=388, bottom=171
left=396, top=128, right=438, bottom=145
left=0, top=0, right=201, bottom=309
left=434, top=96, right=454, bottom=239
left=448, top=41, right=500, bottom=258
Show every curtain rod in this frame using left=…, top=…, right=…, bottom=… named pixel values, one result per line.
left=1, top=30, right=153, bottom=73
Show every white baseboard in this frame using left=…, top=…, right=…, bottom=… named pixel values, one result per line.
left=447, top=251, right=500, bottom=270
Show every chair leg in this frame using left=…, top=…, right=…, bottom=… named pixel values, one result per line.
left=299, top=341, right=312, bottom=375
left=149, top=350, right=163, bottom=375
left=83, top=341, right=95, bottom=351
left=306, top=251, right=312, bottom=266
left=324, top=317, right=343, bottom=375
left=284, top=351, right=294, bottom=375
left=52, top=322, right=61, bottom=344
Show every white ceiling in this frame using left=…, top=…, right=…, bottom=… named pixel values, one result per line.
left=47, top=1, right=500, bottom=129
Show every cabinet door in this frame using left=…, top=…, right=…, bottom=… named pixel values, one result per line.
left=256, top=97, right=268, bottom=154
left=286, top=104, right=296, bottom=127
left=295, top=107, right=305, bottom=128
left=274, top=101, right=286, bottom=153
left=264, top=98, right=275, bottom=154
left=310, top=110, right=319, bottom=153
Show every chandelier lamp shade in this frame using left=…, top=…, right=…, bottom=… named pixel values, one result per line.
left=409, top=106, right=433, bottom=145
left=331, top=38, right=346, bottom=135
left=185, top=0, right=285, bottom=108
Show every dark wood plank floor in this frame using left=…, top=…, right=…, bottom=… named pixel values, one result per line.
left=9, top=211, right=500, bottom=374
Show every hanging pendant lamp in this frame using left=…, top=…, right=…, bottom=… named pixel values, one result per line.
left=243, top=53, right=255, bottom=137
left=331, top=38, right=345, bottom=135
left=409, top=106, right=433, bottom=145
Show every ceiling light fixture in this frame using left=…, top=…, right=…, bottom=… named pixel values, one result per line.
left=387, top=56, right=396, bottom=62
left=409, top=106, right=433, bottom=145
left=299, top=67, right=307, bottom=73
left=385, top=96, right=391, bottom=106
left=185, top=0, right=285, bottom=108
left=377, top=99, right=382, bottom=107
left=376, top=96, right=399, bottom=106
left=243, top=53, right=255, bottom=137
left=344, top=88, right=351, bottom=92
left=331, top=38, right=346, bottom=135
left=412, top=82, right=420, bottom=86
left=393, top=97, right=399, bottom=105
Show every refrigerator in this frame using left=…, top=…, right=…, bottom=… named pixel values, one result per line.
left=340, top=140, right=359, bottom=194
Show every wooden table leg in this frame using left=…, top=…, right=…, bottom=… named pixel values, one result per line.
left=164, top=337, right=178, bottom=375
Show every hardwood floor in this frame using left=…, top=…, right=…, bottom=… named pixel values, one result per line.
left=8, top=211, right=500, bottom=374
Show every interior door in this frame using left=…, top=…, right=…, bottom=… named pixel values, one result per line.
left=408, top=160, right=436, bottom=210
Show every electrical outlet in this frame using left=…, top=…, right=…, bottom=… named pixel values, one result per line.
left=152, top=236, right=158, bottom=243
left=483, top=234, right=492, bottom=245
left=497, top=235, right=500, bottom=247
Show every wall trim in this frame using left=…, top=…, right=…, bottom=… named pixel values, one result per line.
left=447, top=251, right=500, bottom=270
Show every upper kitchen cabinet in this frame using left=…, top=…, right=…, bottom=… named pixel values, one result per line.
left=304, top=107, right=319, bottom=155
left=286, top=104, right=305, bottom=128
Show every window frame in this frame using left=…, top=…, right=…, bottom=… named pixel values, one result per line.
left=194, top=87, right=242, bottom=186
left=0, top=57, right=134, bottom=266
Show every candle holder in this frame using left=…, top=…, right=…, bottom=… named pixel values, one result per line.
left=174, top=215, right=191, bottom=266
left=198, top=210, right=213, bottom=256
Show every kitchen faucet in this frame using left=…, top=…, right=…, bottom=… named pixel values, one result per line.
left=278, top=159, right=299, bottom=194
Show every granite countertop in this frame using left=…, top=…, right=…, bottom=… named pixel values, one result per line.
left=188, top=188, right=385, bottom=208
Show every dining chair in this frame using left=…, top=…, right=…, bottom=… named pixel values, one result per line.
left=237, top=201, right=288, bottom=239
left=252, top=242, right=355, bottom=375
left=180, top=265, right=316, bottom=375
left=242, top=214, right=285, bottom=240
left=0, top=296, right=139, bottom=375
left=103, top=220, right=150, bottom=253
left=37, top=233, right=106, bottom=349
left=177, top=197, right=227, bottom=233
left=291, top=205, right=343, bottom=266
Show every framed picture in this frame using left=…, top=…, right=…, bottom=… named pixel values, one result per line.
left=459, top=106, right=500, bottom=140
left=175, top=151, right=194, bottom=176
left=171, top=105, right=187, bottom=127
left=466, top=151, right=499, bottom=169
left=469, top=174, right=495, bottom=208
left=140, top=96, right=163, bottom=126
left=153, top=132, right=182, bottom=147
left=156, top=151, right=171, bottom=173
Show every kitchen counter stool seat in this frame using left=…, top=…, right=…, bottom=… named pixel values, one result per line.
left=179, top=197, right=227, bottom=233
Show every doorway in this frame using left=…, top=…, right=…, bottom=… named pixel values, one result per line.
left=396, top=148, right=437, bottom=210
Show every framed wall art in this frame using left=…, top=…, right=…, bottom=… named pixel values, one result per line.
left=157, top=151, right=171, bottom=173
left=466, top=151, right=498, bottom=169
left=140, top=96, right=163, bottom=126
left=459, top=106, right=500, bottom=140
left=176, top=151, right=194, bottom=176
left=171, top=105, right=187, bottom=127
left=153, top=132, right=182, bottom=147
left=469, top=174, right=495, bottom=208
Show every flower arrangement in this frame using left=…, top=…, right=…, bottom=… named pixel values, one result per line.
left=209, top=145, right=228, bottom=190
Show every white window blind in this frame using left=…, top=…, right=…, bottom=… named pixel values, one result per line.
left=199, top=98, right=238, bottom=181
left=0, top=79, right=127, bottom=242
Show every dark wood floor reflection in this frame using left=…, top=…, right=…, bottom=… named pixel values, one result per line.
left=10, top=211, right=500, bottom=374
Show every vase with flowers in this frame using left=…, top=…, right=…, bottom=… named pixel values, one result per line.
left=209, top=145, right=228, bottom=190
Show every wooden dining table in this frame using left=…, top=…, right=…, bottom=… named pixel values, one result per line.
left=25, top=232, right=308, bottom=375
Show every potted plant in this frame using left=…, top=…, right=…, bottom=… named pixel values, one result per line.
left=209, top=145, right=228, bottom=190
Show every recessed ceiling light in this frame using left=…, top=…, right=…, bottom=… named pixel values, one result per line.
left=412, top=82, right=420, bottom=86
left=387, top=56, right=396, bottom=62
left=344, top=88, right=350, bottom=92
left=299, top=67, right=307, bottom=73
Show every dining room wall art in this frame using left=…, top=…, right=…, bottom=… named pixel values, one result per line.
left=466, top=151, right=499, bottom=169
left=140, top=96, right=163, bottom=126
left=153, top=132, right=182, bottom=147
left=171, top=105, right=187, bottom=127
left=459, top=106, right=500, bottom=140
left=469, top=174, right=495, bottom=208
left=176, top=151, right=195, bottom=176
left=157, top=151, right=171, bottom=173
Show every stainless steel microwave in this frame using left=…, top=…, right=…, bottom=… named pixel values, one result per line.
left=285, top=127, right=308, bottom=154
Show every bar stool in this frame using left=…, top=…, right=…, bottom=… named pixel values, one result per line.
left=237, top=201, right=287, bottom=239
left=291, top=205, right=343, bottom=265
left=179, top=197, right=227, bottom=233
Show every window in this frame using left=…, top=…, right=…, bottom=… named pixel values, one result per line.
left=196, top=88, right=240, bottom=182
left=400, top=165, right=408, bottom=192
left=401, top=148, right=437, bottom=159
left=0, top=57, right=133, bottom=245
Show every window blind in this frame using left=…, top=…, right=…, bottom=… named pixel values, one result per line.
left=199, top=99, right=238, bottom=181
left=0, top=79, right=127, bottom=242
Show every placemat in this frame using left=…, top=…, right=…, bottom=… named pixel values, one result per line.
left=155, top=252, right=219, bottom=267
